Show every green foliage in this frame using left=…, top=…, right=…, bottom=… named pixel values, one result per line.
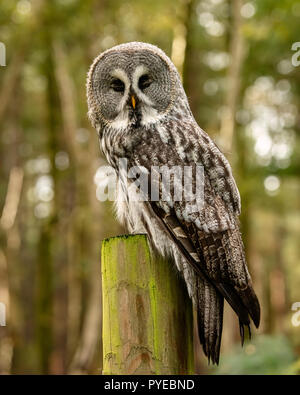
left=213, top=335, right=296, bottom=375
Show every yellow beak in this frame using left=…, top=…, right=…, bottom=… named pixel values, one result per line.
left=131, top=95, right=136, bottom=109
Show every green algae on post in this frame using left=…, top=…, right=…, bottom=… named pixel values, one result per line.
left=101, top=234, right=194, bottom=375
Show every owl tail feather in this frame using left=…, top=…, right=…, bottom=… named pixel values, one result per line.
left=239, top=321, right=252, bottom=346
left=238, top=286, right=261, bottom=328
left=197, top=278, right=224, bottom=365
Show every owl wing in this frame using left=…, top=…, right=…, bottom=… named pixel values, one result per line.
left=134, top=128, right=260, bottom=326
left=131, top=126, right=260, bottom=363
left=149, top=201, right=260, bottom=325
left=148, top=200, right=260, bottom=363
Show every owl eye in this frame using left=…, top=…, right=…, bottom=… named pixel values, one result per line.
left=138, top=74, right=152, bottom=90
left=111, top=78, right=125, bottom=93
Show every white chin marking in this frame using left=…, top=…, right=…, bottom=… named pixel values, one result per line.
left=110, top=111, right=130, bottom=130
left=141, top=106, right=161, bottom=126
left=110, top=106, right=162, bottom=130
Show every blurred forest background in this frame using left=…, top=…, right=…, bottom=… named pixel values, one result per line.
left=0, top=0, right=300, bottom=375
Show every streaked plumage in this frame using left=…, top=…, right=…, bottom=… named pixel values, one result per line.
left=87, top=42, right=260, bottom=364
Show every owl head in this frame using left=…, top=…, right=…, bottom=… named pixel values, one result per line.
left=87, top=42, right=189, bottom=132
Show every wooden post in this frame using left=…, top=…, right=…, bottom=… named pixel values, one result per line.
left=101, top=234, right=194, bottom=375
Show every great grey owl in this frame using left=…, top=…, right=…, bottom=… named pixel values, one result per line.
left=87, top=42, right=260, bottom=364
